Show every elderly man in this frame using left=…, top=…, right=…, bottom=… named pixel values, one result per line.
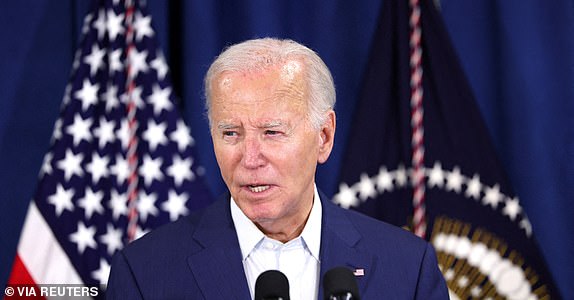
left=106, top=38, right=448, bottom=299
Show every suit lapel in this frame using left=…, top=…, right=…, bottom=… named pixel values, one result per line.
left=186, top=197, right=251, bottom=299
left=184, top=192, right=375, bottom=299
left=318, top=196, right=375, bottom=299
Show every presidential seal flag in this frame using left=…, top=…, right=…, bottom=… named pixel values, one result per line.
left=334, top=0, right=559, bottom=298
left=7, top=0, right=212, bottom=295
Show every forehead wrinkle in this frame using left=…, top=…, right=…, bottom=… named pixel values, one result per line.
left=261, top=120, right=283, bottom=128
left=279, top=60, right=306, bottom=98
left=272, top=81, right=307, bottom=120
left=275, top=80, right=305, bottom=101
left=275, top=66, right=307, bottom=110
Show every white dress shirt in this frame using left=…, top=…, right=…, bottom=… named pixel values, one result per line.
left=231, top=185, right=322, bottom=300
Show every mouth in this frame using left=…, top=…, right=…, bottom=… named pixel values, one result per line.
left=247, top=185, right=270, bottom=193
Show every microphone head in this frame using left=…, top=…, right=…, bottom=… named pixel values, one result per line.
left=323, top=267, right=360, bottom=300
left=254, top=270, right=290, bottom=300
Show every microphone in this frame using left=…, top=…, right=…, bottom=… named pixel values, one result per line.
left=254, top=270, right=290, bottom=300
left=323, top=267, right=361, bottom=300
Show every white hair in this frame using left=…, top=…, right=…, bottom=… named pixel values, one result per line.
left=204, top=38, right=336, bottom=129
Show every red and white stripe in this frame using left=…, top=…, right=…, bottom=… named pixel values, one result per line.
left=8, top=202, right=83, bottom=291
left=124, top=0, right=140, bottom=242
left=409, top=0, right=427, bottom=238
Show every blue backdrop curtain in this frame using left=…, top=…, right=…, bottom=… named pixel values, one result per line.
left=0, top=0, right=572, bottom=298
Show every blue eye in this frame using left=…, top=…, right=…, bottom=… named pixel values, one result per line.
left=223, top=131, right=237, bottom=137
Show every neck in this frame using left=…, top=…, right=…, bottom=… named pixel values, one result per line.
left=256, top=197, right=314, bottom=243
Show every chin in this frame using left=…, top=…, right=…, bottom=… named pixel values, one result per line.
left=245, top=207, right=277, bottom=222
left=246, top=202, right=285, bottom=222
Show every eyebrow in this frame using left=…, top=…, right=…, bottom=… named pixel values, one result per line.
left=216, top=120, right=285, bottom=130
left=216, top=122, right=238, bottom=130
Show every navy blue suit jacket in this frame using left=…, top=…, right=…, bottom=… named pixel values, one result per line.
left=106, top=193, right=448, bottom=299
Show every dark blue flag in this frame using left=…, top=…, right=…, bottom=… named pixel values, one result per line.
left=334, top=0, right=559, bottom=298
left=8, top=0, right=212, bottom=292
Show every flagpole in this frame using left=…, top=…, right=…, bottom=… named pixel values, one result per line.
left=124, top=0, right=140, bottom=242
left=408, top=0, right=427, bottom=239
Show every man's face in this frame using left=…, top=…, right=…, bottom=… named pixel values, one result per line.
left=209, top=60, right=335, bottom=234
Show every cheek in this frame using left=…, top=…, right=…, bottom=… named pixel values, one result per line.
left=276, top=137, right=319, bottom=173
left=213, top=145, right=238, bottom=178
left=295, top=134, right=320, bottom=159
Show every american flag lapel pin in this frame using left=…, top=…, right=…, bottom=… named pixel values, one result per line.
left=353, top=268, right=365, bottom=276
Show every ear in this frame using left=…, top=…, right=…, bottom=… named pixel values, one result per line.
left=317, top=110, right=336, bottom=164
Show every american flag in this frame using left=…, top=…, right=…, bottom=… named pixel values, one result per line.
left=7, top=0, right=212, bottom=292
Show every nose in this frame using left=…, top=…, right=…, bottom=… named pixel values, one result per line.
left=241, top=135, right=266, bottom=169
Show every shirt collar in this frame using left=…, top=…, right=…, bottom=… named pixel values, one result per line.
left=301, top=186, right=322, bottom=261
left=230, top=185, right=323, bottom=261
left=230, top=195, right=265, bottom=261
